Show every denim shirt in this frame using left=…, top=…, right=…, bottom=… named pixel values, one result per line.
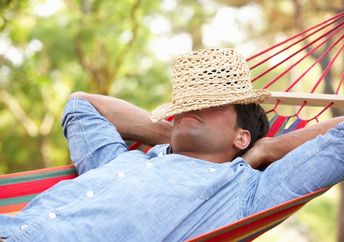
left=1, top=98, right=343, bottom=242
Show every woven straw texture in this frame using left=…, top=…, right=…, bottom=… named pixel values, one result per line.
left=151, top=48, right=271, bottom=122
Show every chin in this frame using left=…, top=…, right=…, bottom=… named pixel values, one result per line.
left=171, top=129, right=202, bottom=151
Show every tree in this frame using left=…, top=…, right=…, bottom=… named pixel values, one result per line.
left=0, top=0, right=167, bottom=171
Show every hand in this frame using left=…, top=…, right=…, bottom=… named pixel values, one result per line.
left=242, top=137, right=272, bottom=170
left=243, top=116, right=344, bottom=170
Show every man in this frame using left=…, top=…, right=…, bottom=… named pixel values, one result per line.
left=1, top=48, right=343, bottom=241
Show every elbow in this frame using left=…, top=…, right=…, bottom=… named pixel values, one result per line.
left=61, top=93, right=87, bottom=138
left=70, top=91, right=88, bottom=100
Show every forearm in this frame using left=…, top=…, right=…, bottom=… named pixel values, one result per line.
left=70, top=92, right=172, bottom=145
left=267, top=116, right=344, bottom=160
left=249, top=121, right=344, bottom=214
left=246, top=116, right=344, bottom=169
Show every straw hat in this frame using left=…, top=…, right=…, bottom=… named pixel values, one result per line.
left=150, top=48, right=271, bottom=122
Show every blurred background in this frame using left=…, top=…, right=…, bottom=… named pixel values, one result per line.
left=0, top=0, right=343, bottom=241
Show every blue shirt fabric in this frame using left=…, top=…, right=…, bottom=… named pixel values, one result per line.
left=1, top=98, right=344, bottom=242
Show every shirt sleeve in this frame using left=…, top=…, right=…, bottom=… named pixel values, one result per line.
left=244, top=122, right=344, bottom=216
left=61, top=98, right=128, bottom=175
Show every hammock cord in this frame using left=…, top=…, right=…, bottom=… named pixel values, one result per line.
left=292, top=39, right=344, bottom=119
left=249, top=12, right=343, bottom=123
left=246, top=11, right=344, bottom=62
left=336, top=73, right=344, bottom=94
left=254, top=22, right=344, bottom=84
left=285, top=35, right=344, bottom=92
left=249, top=14, right=344, bottom=70
left=310, top=43, right=344, bottom=93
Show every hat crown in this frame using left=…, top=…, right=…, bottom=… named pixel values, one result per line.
left=150, top=48, right=271, bottom=123
left=171, top=48, right=252, bottom=102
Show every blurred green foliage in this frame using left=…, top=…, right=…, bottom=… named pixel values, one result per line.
left=0, top=0, right=170, bottom=171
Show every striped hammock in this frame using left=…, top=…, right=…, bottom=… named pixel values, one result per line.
left=0, top=162, right=329, bottom=241
left=1, top=12, right=343, bottom=241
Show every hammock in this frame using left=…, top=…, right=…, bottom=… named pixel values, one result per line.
left=1, top=12, right=343, bottom=241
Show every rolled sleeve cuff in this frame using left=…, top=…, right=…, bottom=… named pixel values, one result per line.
left=336, top=121, right=344, bottom=130
left=61, top=98, right=98, bottom=138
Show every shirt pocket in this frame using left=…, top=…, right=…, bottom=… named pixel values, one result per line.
left=160, top=158, right=233, bottom=200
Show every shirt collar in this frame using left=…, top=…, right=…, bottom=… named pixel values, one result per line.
left=146, top=144, right=170, bottom=157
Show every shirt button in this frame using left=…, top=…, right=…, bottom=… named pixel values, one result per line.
left=145, top=162, right=153, bottom=168
left=158, top=152, right=163, bottom=157
left=86, top=191, right=94, bottom=198
left=116, top=172, right=126, bottom=178
left=20, top=224, right=29, bottom=230
left=208, top=168, right=217, bottom=173
left=48, top=212, right=57, bottom=219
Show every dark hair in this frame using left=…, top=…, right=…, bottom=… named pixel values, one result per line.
left=233, top=104, right=269, bottom=158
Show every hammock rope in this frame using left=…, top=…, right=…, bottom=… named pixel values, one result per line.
left=246, top=11, right=344, bottom=62
left=262, top=25, right=344, bottom=89
left=336, top=73, right=344, bottom=94
left=246, top=11, right=343, bottom=124
left=285, top=34, right=344, bottom=92
left=249, top=16, right=343, bottom=70
left=310, top=42, right=344, bottom=93
left=251, top=21, right=344, bottom=80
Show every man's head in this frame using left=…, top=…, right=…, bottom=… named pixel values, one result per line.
left=151, top=48, right=271, bottom=162
left=170, top=103, right=269, bottom=162
left=151, top=48, right=271, bottom=123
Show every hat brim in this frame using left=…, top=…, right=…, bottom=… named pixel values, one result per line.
left=150, top=89, right=271, bottom=122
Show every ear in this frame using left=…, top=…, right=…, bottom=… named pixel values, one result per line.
left=233, top=129, right=251, bottom=151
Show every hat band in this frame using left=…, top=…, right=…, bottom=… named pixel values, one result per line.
left=172, top=92, right=255, bottom=103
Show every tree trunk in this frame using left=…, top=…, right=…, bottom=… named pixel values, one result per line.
left=339, top=183, right=344, bottom=242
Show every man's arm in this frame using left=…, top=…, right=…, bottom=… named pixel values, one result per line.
left=70, top=92, right=172, bottom=145
left=61, top=98, right=128, bottom=174
left=244, top=116, right=344, bottom=169
left=243, top=119, right=344, bottom=216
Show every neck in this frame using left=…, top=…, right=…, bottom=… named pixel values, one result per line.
left=173, top=150, right=236, bottom=163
